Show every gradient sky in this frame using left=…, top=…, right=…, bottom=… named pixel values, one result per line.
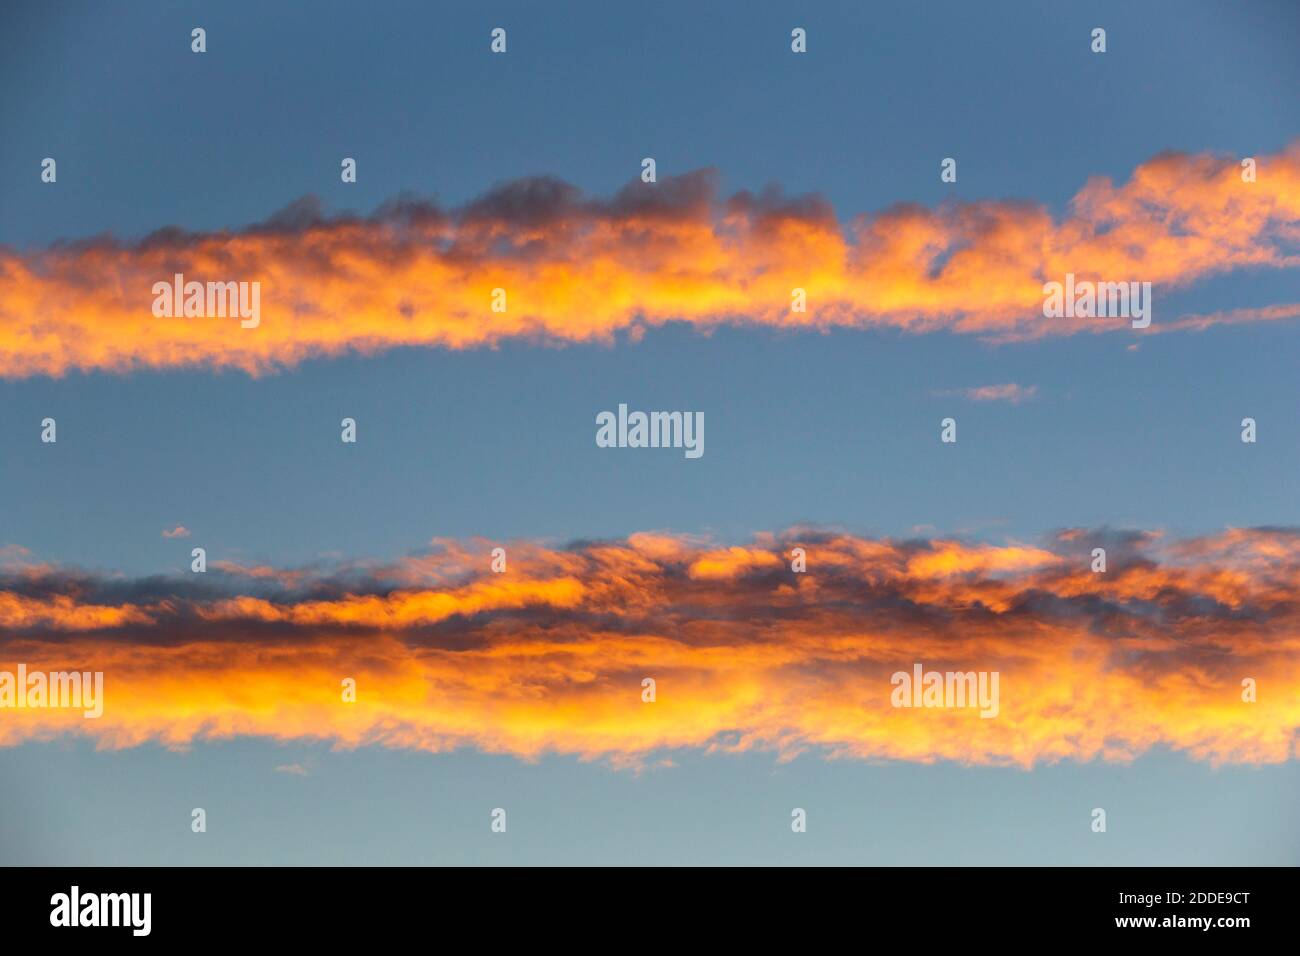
left=1, top=0, right=1298, bottom=865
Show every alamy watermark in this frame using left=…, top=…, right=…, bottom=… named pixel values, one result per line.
left=890, top=663, right=999, bottom=718
left=0, top=664, right=103, bottom=718
left=50, top=886, right=150, bottom=936
left=1043, top=273, right=1151, bottom=329
left=596, top=404, right=704, bottom=459
left=152, top=272, right=260, bottom=328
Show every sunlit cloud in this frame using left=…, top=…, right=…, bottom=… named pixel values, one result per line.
left=2, top=143, right=1298, bottom=378
left=1, top=527, right=1296, bottom=768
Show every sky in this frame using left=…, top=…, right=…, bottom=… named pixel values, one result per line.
left=0, top=0, right=1298, bottom=865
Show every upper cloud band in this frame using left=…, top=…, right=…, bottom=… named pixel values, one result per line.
left=2, top=143, right=1298, bottom=377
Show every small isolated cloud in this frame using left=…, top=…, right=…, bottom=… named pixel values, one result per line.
left=274, top=763, right=309, bottom=777
left=161, top=526, right=191, bottom=539
left=936, top=383, right=1037, bottom=404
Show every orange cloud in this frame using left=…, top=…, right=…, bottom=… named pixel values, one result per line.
left=2, top=144, right=1298, bottom=378
left=0, top=527, right=1296, bottom=768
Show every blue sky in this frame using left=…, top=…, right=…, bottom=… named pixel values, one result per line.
left=0, top=0, right=1297, bottom=865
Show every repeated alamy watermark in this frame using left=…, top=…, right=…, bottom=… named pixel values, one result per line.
left=152, top=272, right=260, bottom=328
left=596, top=403, right=704, bottom=459
left=891, top=663, right=999, bottom=718
left=0, top=664, right=103, bottom=718
left=1043, top=273, right=1151, bottom=329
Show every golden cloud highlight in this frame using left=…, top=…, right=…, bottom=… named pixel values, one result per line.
left=2, top=143, right=1298, bottom=377
left=0, top=527, right=1296, bottom=767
